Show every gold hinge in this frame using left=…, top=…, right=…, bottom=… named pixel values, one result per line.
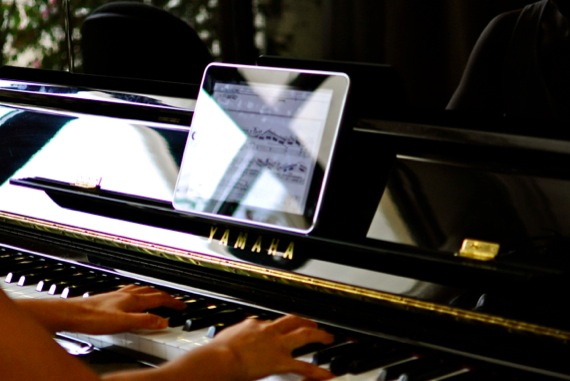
left=457, top=238, right=500, bottom=261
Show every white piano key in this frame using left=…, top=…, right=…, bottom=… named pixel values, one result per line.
left=58, top=325, right=214, bottom=362
left=2, top=282, right=57, bottom=299
left=258, top=353, right=322, bottom=381
left=260, top=374, right=304, bottom=380
left=327, top=368, right=384, bottom=381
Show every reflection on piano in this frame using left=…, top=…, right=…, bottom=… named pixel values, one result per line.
left=1, top=65, right=570, bottom=380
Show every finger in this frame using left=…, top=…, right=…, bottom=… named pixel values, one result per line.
left=283, top=327, right=334, bottom=352
left=143, top=291, right=187, bottom=310
left=125, top=312, right=169, bottom=331
left=118, top=285, right=161, bottom=295
left=287, top=359, right=334, bottom=381
left=116, top=284, right=148, bottom=293
left=118, top=286, right=187, bottom=311
left=271, top=315, right=318, bottom=333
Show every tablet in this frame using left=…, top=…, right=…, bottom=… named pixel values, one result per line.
left=172, top=62, right=350, bottom=233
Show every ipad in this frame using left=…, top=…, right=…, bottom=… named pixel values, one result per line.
left=173, top=62, right=350, bottom=233
left=257, top=55, right=408, bottom=118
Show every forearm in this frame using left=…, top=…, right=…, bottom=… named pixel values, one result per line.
left=15, top=298, right=74, bottom=333
left=13, top=298, right=239, bottom=381
left=0, top=291, right=101, bottom=381
left=101, top=345, right=239, bottom=381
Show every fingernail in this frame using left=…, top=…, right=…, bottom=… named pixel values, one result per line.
left=153, top=317, right=168, bottom=329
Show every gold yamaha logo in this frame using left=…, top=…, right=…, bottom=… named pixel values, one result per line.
left=208, top=226, right=295, bottom=260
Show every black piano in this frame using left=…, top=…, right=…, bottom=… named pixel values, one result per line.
left=2, top=65, right=570, bottom=380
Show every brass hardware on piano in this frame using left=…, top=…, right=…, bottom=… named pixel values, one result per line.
left=457, top=239, right=500, bottom=261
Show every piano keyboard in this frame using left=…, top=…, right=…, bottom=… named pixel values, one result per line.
left=0, top=244, right=562, bottom=380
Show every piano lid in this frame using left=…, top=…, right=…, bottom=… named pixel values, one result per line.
left=360, top=115, right=570, bottom=260
left=2, top=69, right=570, bottom=357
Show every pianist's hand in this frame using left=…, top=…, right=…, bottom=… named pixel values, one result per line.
left=155, top=314, right=335, bottom=381
left=16, top=284, right=187, bottom=334
left=5, top=286, right=334, bottom=381
left=215, top=315, right=336, bottom=380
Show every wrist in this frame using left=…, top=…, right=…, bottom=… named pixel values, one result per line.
left=17, top=297, right=91, bottom=333
left=161, top=343, right=243, bottom=381
left=15, top=298, right=70, bottom=333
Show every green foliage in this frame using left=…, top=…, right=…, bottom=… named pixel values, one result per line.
left=0, top=0, right=220, bottom=70
left=1, top=0, right=64, bottom=68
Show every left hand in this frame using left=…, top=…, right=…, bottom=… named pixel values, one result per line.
left=17, top=284, right=187, bottom=334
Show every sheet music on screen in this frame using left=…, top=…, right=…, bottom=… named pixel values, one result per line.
left=173, top=63, right=349, bottom=233
left=209, top=82, right=332, bottom=215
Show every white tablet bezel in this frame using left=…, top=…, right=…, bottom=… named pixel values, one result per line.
left=173, top=63, right=350, bottom=234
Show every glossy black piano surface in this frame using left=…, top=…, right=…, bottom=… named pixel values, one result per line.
left=2, top=66, right=570, bottom=379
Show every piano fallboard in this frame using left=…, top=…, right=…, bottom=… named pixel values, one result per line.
left=1, top=240, right=567, bottom=380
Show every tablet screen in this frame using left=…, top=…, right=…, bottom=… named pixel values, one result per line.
left=173, top=63, right=349, bottom=233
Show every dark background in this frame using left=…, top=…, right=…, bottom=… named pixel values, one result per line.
left=1, top=0, right=539, bottom=110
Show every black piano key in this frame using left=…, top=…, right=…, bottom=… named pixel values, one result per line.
left=373, top=356, right=422, bottom=381
left=62, top=277, right=131, bottom=298
left=61, top=286, right=87, bottom=298
left=205, top=321, right=232, bottom=338
left=146, top=297, right=209, bottom=327
left=328, top=345, right=413, bottom=376
left=428, top=367, right=473, bottom=380
left=398, top=362, right=469, bottom=381
left=346, top=351, right=418, bottom=376
left=183, top=296, right=210, bottom=309
left=158, top=307, right=201, bottom=327
left=5, top=262, right=51, bottom=283
left=166, top=310, right=196, bottom=327
left=312, top=340, right=377, bottom=365
left=155, top=296, right=209, bottom=315
left=35, top=270, right=110, bottom=294
left=62, top=282, right=116, bottom=298
left=292, top=341, right=331, bottom=358
left=3, top=252, right=35, bottom=260
left=0, top=253, right=35, bottom=267
left=5, top=264, right=51, bottom=284
left=381, top=356, right=448, bottom=381
left=47, top=272, right=101, bottom=295
left=2, top=259, right=44, bottom=277
left=3, top=256, right=49, bottom=271
left=291, top=331, right=347, bottom=358
left=37, top=277, right=64, bottom=292
left=17, top=266, right=78, bottom=286
left=205, top=310, right=282, bottom=338
left=183, top=308, right=246, bottom=331
left=408, top=363, right=466, bottom=381
left=438, top=369, right=479, bottom=380
left=246, top=310, right=279, bottom=321
left=0, top=249, right=16, bottom=259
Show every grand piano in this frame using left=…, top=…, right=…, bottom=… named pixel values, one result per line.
left=1, top=64, right=570, bottom=380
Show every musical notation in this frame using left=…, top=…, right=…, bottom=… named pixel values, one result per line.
left=249, top=128, right=301, bottom=147
left=245, top=127, right=309, bottom=157
left=213, top=129, right=312, bottom=214
left=200, top=82, right=327, bottom=215
left=250, top=158, right=306, bottom=182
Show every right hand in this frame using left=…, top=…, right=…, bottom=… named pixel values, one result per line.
left=211, top=314, right=335, bottom=381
